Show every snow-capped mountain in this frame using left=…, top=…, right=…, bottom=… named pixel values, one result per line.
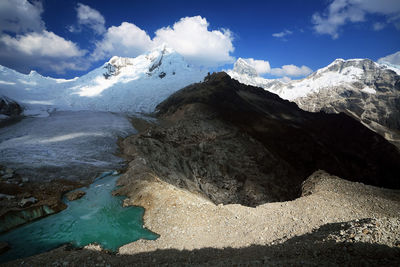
left=228, top=58, right=400, bottom=146
left=227, top=58, right=287, bottom=92
left=0, top=45, right=206, bottom=115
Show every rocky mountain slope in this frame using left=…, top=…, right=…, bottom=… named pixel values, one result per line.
left=0, top=96, right=22, bottom=124
left=0, top=45, right=206, bottom=116
left=119, top=72, right=400, bottom=206
left=228, top=58, right=400, bottom=147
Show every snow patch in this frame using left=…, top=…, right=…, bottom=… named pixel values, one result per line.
left=361, top=87, right=376, bottom=94
left=0, top=80, right=15, bottom=85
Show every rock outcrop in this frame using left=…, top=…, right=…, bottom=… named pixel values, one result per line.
left=120, top=72, right=400, bottom=206
left=65, top=190, right=86, bottom=201
left=0, top=96, right=22, bottom=123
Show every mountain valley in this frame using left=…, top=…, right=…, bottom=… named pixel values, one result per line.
left=0, top=49, right=399, bottom=265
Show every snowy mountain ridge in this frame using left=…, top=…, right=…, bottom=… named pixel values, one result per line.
left=0, top=45, right=206, bottom=116
left=228, top=57, right=400, bottom=147
left=228, top=57, right=400, bottom=101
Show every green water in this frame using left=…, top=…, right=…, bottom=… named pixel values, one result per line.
left=0, top=173, right=158, bottom=263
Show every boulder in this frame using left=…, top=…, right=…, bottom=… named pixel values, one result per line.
left=19, top=197, right=38, bottom=207
left=65, top=190, right=86, bottom=201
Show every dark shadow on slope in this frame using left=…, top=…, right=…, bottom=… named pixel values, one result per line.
left=6, top=219, right=400, bottom=266
left=121, top=72, right=400, bottom=206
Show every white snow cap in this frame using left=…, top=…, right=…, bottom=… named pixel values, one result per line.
left=0, top=44, right=207, bottom=115
left=227, top=57, right=399, bottom=100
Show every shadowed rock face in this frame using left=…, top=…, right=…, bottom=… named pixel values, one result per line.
left=121, top=72, right=400, bottom=206
left=0, top=96, right=22, bottom=117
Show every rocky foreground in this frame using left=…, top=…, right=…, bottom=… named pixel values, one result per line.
left=3, top=73, right=400, bottom=265
left=6, top=171, right=400, bottom=266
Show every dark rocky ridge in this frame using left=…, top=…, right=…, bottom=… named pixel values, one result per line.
left=121, top=72, right=400, bottom=206
left=0, top=96, right=22, bottom=117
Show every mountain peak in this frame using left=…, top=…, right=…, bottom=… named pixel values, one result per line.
left=232, top=58, right=258, bottom=77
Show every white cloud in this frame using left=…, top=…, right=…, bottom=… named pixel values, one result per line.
left=0, top=31, right=88, bottom=74
left=92, top=22, right=153, bottom=61
left=312, top=0, right=400, bottom=39
left=270, top=65, right=313, bottom=77
left=378, top=51, right=400, bottom=65
left=272, top=30, right=292, bottom=38
left=76, top=3, right=106, bottom=35
left=236, top=57, right=312, bottom=78
left=92, top=16, right=235, bottom=67
left=0, top=0, right=44, bottom=34
left=0, top=30, right=85, bottom=57
left=153, top=16, right=234, bottom=67
left=373, top=22, right=386, bottom=31
left=0, top=0, right=88, bottom=74
left=242, top=58, right=270, bottom=74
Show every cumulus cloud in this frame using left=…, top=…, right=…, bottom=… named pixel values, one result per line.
left=272, top=30, right=292, bottom=38
left=75, top=3, right=106, bottom=35
left=312, top=0, right=400, bottom=39
left=241, top=58, right=271, bottom=74
left=91, top=22, right=153, bottom=61
left=238, top=57, right=312, bottom=78
left=0, top=31, right=85, bottom=57
left=153, top=16, right=234, bottom=67
left=93, top=16, right=235, bottom=67
left=270, top=65, right=312, bottom=77
left=0, top=31, right=88, bottom=74
left=0, top=0, right=87, bottom=74
left=378, top=51, right=400, bottom=65
left=0, top=0, right=44, bottom=34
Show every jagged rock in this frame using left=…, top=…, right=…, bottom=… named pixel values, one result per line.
left=0, top=96, right=22, bottom=118
left=19, top=197, right=38, bottom=207
left=65, top=190, right=86, bottom=201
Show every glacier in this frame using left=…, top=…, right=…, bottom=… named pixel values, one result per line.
left=0, top=45, right=207, bottom=116
left=0, top=45, right=207, bottom=181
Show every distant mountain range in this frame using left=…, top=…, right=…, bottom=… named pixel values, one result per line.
left=1, top=47, right=399, bottom=148
left=228, top=57, right=400, bottom=147
left=0, top=45, right=206, bottom=116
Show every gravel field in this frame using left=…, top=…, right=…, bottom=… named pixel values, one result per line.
left=5, top=170, right=400, bottom=266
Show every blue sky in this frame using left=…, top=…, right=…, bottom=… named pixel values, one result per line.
left=0, top=0, right=399, bottom=78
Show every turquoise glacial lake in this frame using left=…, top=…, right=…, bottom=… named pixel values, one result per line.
left=0, top=173, right=158, bottom=263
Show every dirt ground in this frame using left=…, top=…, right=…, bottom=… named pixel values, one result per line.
left=5, top=170, right=400, bottom=266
